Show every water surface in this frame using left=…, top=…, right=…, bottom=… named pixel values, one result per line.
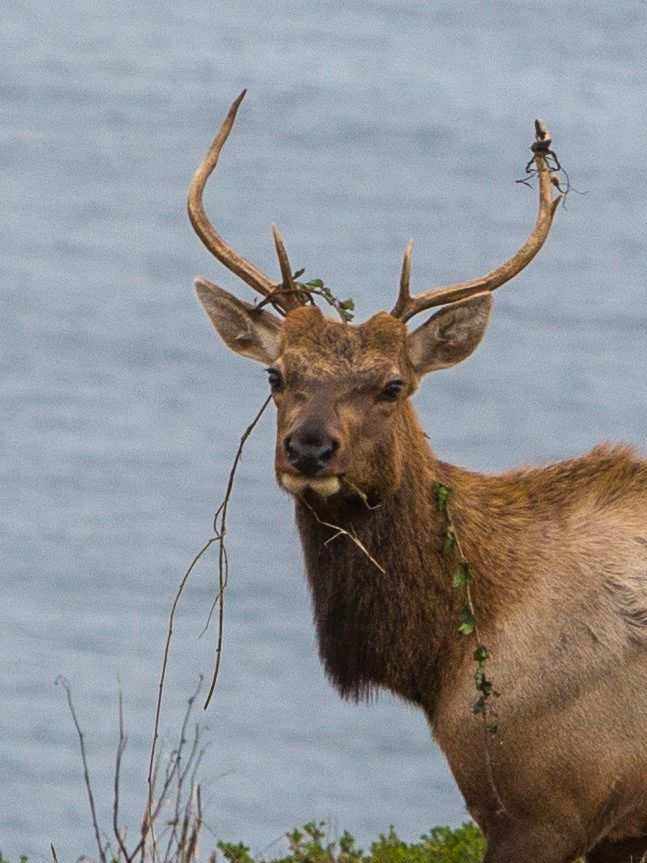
left=2, top=1, right=646, bottom=857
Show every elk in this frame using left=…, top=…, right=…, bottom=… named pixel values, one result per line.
left=188, top=92, right=647, bottom=863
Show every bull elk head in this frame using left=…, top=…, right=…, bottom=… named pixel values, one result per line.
left=190, top=91, right=561, bottom=502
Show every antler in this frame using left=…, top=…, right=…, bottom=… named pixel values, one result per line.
left=391, top=120, right=563, bottom=322
left=187, top=90, right=303, bottom=315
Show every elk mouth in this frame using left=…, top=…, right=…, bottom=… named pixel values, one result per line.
left=279, top=472, right=342, bottom=498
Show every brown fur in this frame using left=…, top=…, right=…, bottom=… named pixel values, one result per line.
left=198, top=294, right=647, bottom=863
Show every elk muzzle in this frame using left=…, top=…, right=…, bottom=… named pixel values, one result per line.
left=284, top=425, right=339, bottom=476
left=278, top=422, right=343, bottom=498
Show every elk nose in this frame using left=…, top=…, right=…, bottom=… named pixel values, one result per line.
left=284, top=428, right=338, bottom=477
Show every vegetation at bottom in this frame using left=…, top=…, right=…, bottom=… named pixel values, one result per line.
left=46, top=668, right=489, bottom=863
left=217, top=821, right=485, bottom=863
left=1, top=821, right=486, bottom=863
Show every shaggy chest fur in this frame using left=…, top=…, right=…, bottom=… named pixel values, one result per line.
left=295, top=484, right=461, bottom=710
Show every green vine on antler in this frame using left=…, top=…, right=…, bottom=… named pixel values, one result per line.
left=256, top=269, right=355, bottom=323
left=434, top=482, right=499, bottom=733
left=293, top=271, right=356, bottom=323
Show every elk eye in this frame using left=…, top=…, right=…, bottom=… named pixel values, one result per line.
left=380, top=379, right=404, bottom=401
left=266, top=367, right=284, bottom=392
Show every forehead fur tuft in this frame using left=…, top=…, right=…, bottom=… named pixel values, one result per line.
left=360, top=311, right=408, bottom=351
left=279, top=307, right=409, bottom=376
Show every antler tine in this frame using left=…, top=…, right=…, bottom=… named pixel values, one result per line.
left=188, top=91, right=302, bottom=314
left=390, top=120, right=563, bottom=323
left=271, top=224, right=299, bottom=297
left=392, top=239, right=414, bottom=320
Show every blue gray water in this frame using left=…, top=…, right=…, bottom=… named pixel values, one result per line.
left=2, top=0, right=646, bottom=857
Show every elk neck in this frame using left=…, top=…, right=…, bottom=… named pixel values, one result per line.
left=293, top=399, right=480, bottom=717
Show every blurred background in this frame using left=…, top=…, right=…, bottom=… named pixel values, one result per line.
left=2, top=0, right=646, bottom=857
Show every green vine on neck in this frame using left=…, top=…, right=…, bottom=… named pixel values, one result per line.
left=434, top=482, right=499, bottom=734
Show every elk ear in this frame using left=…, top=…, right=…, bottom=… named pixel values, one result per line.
left=407, top=292, right=492, bottom=376
left=195, top=277, right=282, bottom=365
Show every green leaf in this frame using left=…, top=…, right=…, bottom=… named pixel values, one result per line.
left=475, top=669, right=493, bottom=694
left=443, top=528, right=455, bottom=556
left=452, top=562, right=471, bottom=589
left=216, top=841, right=254, bottom=863
left=305, top=278, right=324, bottom=288
left=433, top=482, right=451, bottom=512
left=473, top=644, right=489, bottom=663
left=458, top=606, right=476, bottom=635
left=339, top=297, right=355, bottom=310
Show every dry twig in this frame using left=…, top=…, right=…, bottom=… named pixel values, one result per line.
left=202, top=394, right=272, bottom=709
left=143, top=539, right=218, bottom=860
left=300, top=496, right=385, bottom=574
left=56, top=676, right=107, bottom=863
left=138, top=678, right=205, bottom=862
left=60, top=678, right=208, bottom=863
left=341, top=477, right=383, bottom=511
left=135, top=392, right=270, bottom=861
left=113, top=684, right=130, bottom=861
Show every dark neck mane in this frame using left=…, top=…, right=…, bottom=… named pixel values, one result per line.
left=294, top=403, right=463, bottom=712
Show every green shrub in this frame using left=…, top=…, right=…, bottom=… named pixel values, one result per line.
left=219, top=821, right=485, bottom=862
left=370, top=824, right=484, bottom=863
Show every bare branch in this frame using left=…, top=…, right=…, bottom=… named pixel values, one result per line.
left=141, top=540, right=218, bottom=862
left=56, top=677, right=107, bottom=863
left=203, top=395, right=272, bottom=709
left=113, top=683, right=130, bottom=862
left=163, top=681, right=204, bottom=863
